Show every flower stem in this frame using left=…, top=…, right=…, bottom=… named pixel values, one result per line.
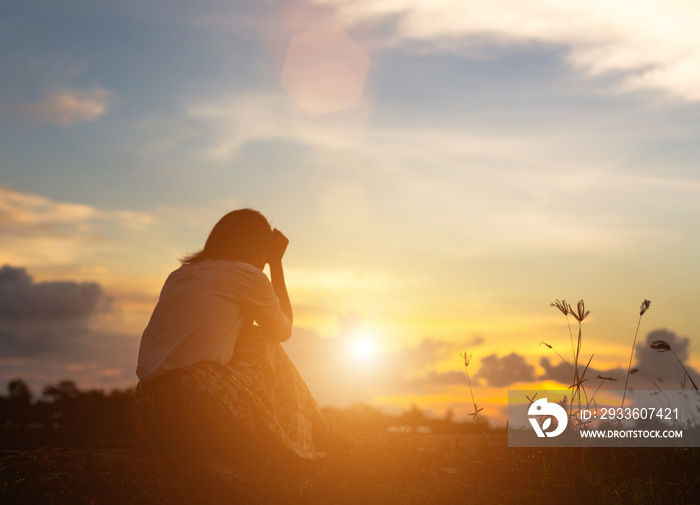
left=622, top=313, right=643, bottom=408
left=670, top=349, right=700, bottom=394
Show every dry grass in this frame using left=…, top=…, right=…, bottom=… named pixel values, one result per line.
left=542, top=298, right=658, bottom=425
left=2, top=434, right=699, bottom=505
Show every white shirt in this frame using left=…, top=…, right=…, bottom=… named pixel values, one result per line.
left=136, top=259, right=291, bottom=382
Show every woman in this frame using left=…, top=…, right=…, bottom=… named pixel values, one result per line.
left=134, top=209, right=336, bottom=462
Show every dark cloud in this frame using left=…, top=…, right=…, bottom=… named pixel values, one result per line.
left=538, top=356, right=627, bottom=387
left=0, top=266, right=138, bottom=393
left=477, top=353, right=536, bottom=387
left=539, top=356, right=578, bottom=384
left=0, top=265, right=113, bottom=358
left=0, top=321, right=89, bottom=356
left=0, top=265, right=111, bottom=321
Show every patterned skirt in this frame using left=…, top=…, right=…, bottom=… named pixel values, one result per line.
left=133, top=327, right=329, bottom=461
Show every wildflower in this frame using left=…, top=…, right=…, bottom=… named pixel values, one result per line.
left=640, top=299, right=651, bottom=316
left=570, top=300, right=589, bottom=323
left=460, top=351, right=472, bottom=367
left=650, top=340, right=671, bottom=352
left=526, top=393, right=539, bottom=408
left=550, top=299, right=570, bottom=316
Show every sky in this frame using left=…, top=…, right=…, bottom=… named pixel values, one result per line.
left=1, top=0, right=700, bottom=423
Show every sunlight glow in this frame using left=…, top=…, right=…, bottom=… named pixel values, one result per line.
left=348, top=332, right=377, bottom=365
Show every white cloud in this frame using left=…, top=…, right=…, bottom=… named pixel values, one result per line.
left=0, top=186, right=96, bottom=228
left=27, top=86, right=114, bottom=125
left=0, top=185, right=251, bottom=286
left=0, top=185, right=152, bottom=268
left=186, top=91, right=371, bottom=160
left=317, top=0, right=700, bottom=101
left=0, top=185, right=151, bottom=237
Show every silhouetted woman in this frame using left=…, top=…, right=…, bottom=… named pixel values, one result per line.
left=134, top=209, right=336, bottom=461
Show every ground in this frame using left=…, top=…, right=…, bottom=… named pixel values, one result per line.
left=2, top=434, right=699, bottom=504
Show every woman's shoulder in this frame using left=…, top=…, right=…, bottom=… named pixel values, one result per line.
left=163, top=260, right=266, bottom=295
left=189, top=259, right=266, bottom=280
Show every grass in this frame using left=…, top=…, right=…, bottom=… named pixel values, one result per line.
left=2, top=435, right=699, bottom=505
left=622, top=299, right=652, bottom=408
left=542, top=298, right=660, bottom=426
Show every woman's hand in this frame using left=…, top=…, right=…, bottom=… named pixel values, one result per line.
left=268, top=228, right=289, bottom=263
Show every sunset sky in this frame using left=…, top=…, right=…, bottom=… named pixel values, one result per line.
left=2, top=0, right=699, bottom=423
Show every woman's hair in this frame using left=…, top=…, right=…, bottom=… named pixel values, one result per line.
left=181, top=209, right=273, bottom=264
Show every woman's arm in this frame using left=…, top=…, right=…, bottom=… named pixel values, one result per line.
left=268, top=229, right=292, bottom=324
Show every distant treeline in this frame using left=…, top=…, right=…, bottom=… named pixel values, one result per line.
left=0, top=378, right=490, bottom=450
left=0, top=378, right=138, bottom=449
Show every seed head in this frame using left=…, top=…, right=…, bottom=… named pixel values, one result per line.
left=650, top=340, right=671, bottom=352
left=460, top=352, right=472, bottom=367
left=550, top=299, right=570, bottom=316
left=570, top=299, right=590, bottom=323
left=640, top=299, right=651, bottom=316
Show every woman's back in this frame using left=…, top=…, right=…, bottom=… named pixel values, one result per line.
left=136, top=259, right=291, bottom=382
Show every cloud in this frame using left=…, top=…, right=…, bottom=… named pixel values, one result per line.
left=401, top=370, right=468, bottom=393
left=318, top=0, right=700, bottom=101
left=383, top=336, right=457, bottom=373
left=466, top=335, right=485, bottom=347
left=477, top=353, right=536, bottom=387
left=0, top=185, right=152, bottom=237
left=182, top=86, right=698, bottom=265
left=26, top=86, right=113, bottom=125
left=0, top=185, right=154, bottom=268
left=0, top=185, right=96, bottom=233
left=0, top=265, right=112, bottom=358
left=186, top=90, right=371, bottom=160
left=0, top=265, right=112, bottom=322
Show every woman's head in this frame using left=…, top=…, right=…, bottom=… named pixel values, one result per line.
left=182, top=209, right=272, bottom=266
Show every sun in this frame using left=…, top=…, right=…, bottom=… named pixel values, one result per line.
left=348, top=332, right=377, bottom=365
